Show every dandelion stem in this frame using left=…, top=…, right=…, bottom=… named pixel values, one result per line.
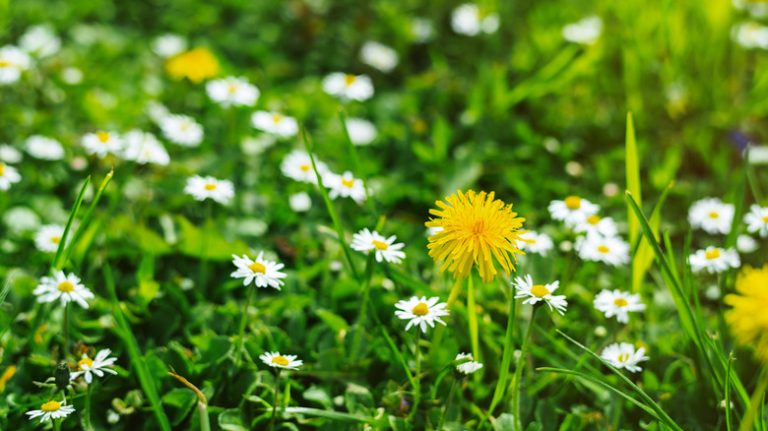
left=512, top=306, right=538, bottom=430
left=235, top=286, right=254, bottom=367
left=437, top=378, right=458, bottom=431
left=488, top=288, right=517, bottom=414
left=351, top=253, right=376, bottom=361
left=467, top=276, right=480, bottom=361
left=270, top=370, right=281, bottom=431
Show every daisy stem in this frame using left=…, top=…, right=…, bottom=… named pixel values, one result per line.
left=466, top=276, right=480, bottom=361
left=436, top=377, right=458, bottom=431
left=53, top=419, right=62, bottom=431
left=488, top=286, right=517, bottom=414
left=512, top=306, right=538, bottom=430
left=408, top=331, right=422, bottom=421
left=62, top=302, right=69, bottom=357
left=738, top=366, right=768, bottom=431
left=429, top=278, right=463, bottom=360
left=350, top=254, right=376, bottom=361
left=83, top=383, right=94, bottom=431
left=235, top=286, right=255, bottom=367
left=270, top=370, right=282, bottom=431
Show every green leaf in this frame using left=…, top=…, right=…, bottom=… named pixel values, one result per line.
left=632, top=182, right=673, bottom=292
left=218, top=408, right=248, bottom=431
left=493, top=413, right=516, bottom=431
left=315, top=309, right=349, bottom=333
left=625, top=112, right=642, bottom=249
left=176, top=216, right=250, bottom=260
left=162, top=388, right=197, bottom=426
left=303, top=385, right=332, bottom=409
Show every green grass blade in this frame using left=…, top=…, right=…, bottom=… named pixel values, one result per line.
left=61, top=170, right=113, bottom=267
left=103, top=262, right=172, bottom=431
left=488, top=293, right=516, bottom=414
left=301, top=126, right=359, bottom=280
left=283, top=406, right=377, bottom=423
left=52, top=176, right=91, bottom=270
left=725, top=353, right=733, bottom=431
left=626, top=112, right=642, bottom=248
left=632, top=181, right=673, bottom=292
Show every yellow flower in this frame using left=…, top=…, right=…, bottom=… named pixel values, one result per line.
left=725, top=265, right=768, bottom=362
left=426, top=190, right=526, bottom=282
left=165, top=47, right=220, bottom=83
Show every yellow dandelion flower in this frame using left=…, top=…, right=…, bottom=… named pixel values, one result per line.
left=165, top=47, right=220, bottom=83
left=426, top=190, right=526, bottom=283
left=724, top=265, right=768, bottom=362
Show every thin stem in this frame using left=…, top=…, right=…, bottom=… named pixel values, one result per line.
left=198, top=201, right=213, bottom=294
left=235, top=287, right=255, bottom=367
left=351, top=254, right=376, bottom=361
left=738, top=366, right=768, bottom=431
left=512, top=306, right=538, bottom=430
left=83, top=383, right=94, bottom=431
left=429, top=278, right=463, bottom=360
left=270, top=370, right=281, bottom=431
left=437, top=378, right=458, bottom=431
left=488, top=288, right=517, bottom=414
left=408, top=331, right=422, bottom=421
left=467, top=276, right=480, bottom=361
left=63, top=303, right=69, bottom=358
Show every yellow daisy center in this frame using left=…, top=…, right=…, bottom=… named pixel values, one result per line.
left=40, top=400, right=61, bottom=412
left=272, top=113, right=283, bottom=124
left=614, top=298, right=629, bottom=307
left=227, top=83, right=238, bottom=94
left=597, top=245, right=611, bottom=254
left=50, top=236, right=61, bottom=244
left=0, top=59, right=11, bottom=68
left=341, top=178, right=355, bottom=188
left=78, top=357, right=94, bottom=369
left=96, top=131, right=110, bottom=143
left=271, top=355, right=290, bottom=366
left=372, top=240, right=389, bottom=250
left=248, top=262, right=266, bottom=274
left=412, top=302, right=429, bottom=316
left=530, top=284, right=550, bottom=298
left=762, top=215, right=768, bottom=223
left=617, top=353, right=630, bottom=363
left=587, top=214, right=601, bottom=225
left=708, top=211, right=720, bottom=219
left=564, top=196, right=581, bottom=210
left=344, top=74, right=357, bottom=86
left=299, top=164, right=311, bottom=172
left=57, top=281, right=75, bottom=293
left=0, top=163, right=4, bottom=176
left=204, top=183, right=217, bottom=191
left=705, top=248, right=721, bottom=260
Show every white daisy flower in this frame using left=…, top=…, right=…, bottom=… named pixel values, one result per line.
left=593, top=289, right=646, bottom=324
left=206, top=76, right=260, bottom=107
left=280, top=150, right=328, bottom=184
left=81, top=131, right=123, bottom=158
left=455, top=352, right=483, bottom=375
left=548, top=196, right=599, bottom=226
left=19, top=25, right=61, bottom=58
left=410, top=18, right=434, bottom=43
left=345, top=117, right=377, bottom=146
left=259, top=351, right=302, bottom=370
left=360, top=41, right=398, bottom=73
left=688, top=197, right=734, bottom=235
left=573, top=214, right=618, bottom=237
left=231, top=252, right=286, bottom=290
left=289, top=192, right=312, bottom=212
left=251, top=111, right=299, bottom=137
left=34, top=224, right=65, bottom=253
left=575, top=234, right=630, bottom=266
left=25, top=135, right=65, bottom=160
left=562, top=16, right=603, bottom=45
left=600, top=342, right=648, bottom=373
left=146, top=101, right=171, bottom=124
left=737, top=234, right=758, bottom=254
left=689, top=246, right=740, bottom=274
left=518, top=230, right=554, bottom=256
left=322, top=72, right=374, bottom=101
left=733, top=21, right=768, bottom=49
left=184, top=175, right=234, bottom=204
left=513, top=275, right=568, bottom=315
left=0, top=161, right=21, bottom=190
left=394, top=296, right=449, bottom=333
left=0, top=45, right=31, bottom=85
left=350, top=228, right=406, bottom=264
left=323, top=171, right=366, bottom=204
left=33, top=271, right=94, bottom=309
left=160, top=114, right=203, bottom=147
left=61, top=67, right=83, bottom=85
left=26, top=399, right=75, bottom=423
left=451, top=3, right=500, bottom=36
left=70, top=349, right=118, bottom=384
left=744, top=204, right=768, bottom=237
left=122, top=130, right=170, bottom=166
left=151, top=34, right=187, bottom=58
